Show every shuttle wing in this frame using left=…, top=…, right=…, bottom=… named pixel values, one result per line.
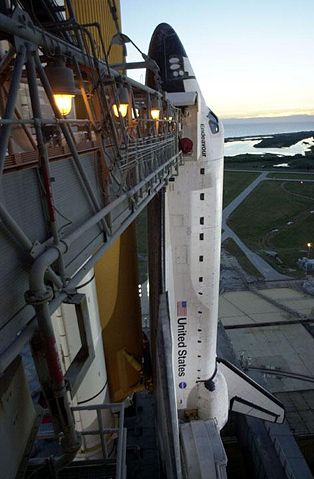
left=217, top=358, right=285, bottom=424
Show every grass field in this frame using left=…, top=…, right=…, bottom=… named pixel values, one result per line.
left=281, top=181, right=314, bottom=198
left=271, top=215, right=314, bottom=272
left=223, top=171, right=259, bottom=207
left=228, top=180, right=314, bottom=273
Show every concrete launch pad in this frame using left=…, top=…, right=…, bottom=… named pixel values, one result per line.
left=219, top=286, right=314, bottom=472
left=220, top=287, right=314, bottom=327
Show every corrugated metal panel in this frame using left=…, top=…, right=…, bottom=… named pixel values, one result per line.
left=0, top=152, right=107, bottom=346
left=1, top=169, right=48, bottom=345
left=71, top=0, right=123, bottom=64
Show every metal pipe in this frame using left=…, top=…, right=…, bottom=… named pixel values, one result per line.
left=71, top=60, right=112, bottom=197
left=0, top=202, right=62, bottom=288
left=29, top=247, right=61, bottom=294
left=96, top=408, right=108, bottom=458
left=0, top=45, right=25, bottom=175
left=64, top=0, right=84, bottom=51
left=116, top=405, right=125, bottom=479
left=26, top=52, right=67, bottom=283
left=81, top=22, right=109, bottom=63
left=34, top=53, right=111, bottom=236
left=26, top=53, right=57, bottom=227
left=27, top=254, right=80, bottom=457
left=0, top=11, right=160, bottom=96
left=54, top=21, right=109, bottom=63
left=0, top=117, right=91, bottom=125
left=32, top=350, right=81, bottom=465
left=79, top=25, right=125, bottom=151
left=32, top=302, right=64, bottom=386
left=73, top=59, right=96, bottom=129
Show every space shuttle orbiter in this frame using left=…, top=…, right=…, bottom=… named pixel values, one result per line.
left=147, top=23, right=284, bottom=429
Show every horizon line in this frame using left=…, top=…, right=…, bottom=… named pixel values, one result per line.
left=220, top=112, right=314, bottom=121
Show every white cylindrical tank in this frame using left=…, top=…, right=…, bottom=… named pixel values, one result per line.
left=52, top=269, right=112, bottom=459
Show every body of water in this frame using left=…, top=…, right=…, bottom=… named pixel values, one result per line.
left=223, top=115, right=314, bottom=157
left=224, top=137, right=314, bottom=157
left=223, top=116, right=314, bottom=138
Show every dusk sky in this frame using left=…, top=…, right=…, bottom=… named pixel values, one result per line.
left=121, top=0, right=314, bottom=119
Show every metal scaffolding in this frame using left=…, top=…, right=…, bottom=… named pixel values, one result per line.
left=0, top=2, right=182, bottom=474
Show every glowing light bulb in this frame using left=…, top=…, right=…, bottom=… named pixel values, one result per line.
left=151, top=109, right=160, bottom=120
left=113, top=103, right=128, bottom=118
left=54, top=94, right=74, bottom=116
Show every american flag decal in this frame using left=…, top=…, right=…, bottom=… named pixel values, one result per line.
left=177, top=301, right=187, bottom=316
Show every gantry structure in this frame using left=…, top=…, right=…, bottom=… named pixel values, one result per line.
left=0, top=1, right=182, bottom=476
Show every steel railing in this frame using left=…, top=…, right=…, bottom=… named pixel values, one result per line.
left=71, top=402, right=127, bottom=479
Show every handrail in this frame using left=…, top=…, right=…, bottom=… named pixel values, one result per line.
left=72, top=402, right=126, bottom=479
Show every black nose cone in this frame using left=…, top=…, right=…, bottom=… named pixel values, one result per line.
left=146, top=23, right=188, bottom=92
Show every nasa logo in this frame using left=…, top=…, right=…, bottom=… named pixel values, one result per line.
left=179, top=382, right=187, bottom=389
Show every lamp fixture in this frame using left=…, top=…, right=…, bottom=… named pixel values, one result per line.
left=53, top=95, right=74, bottom=117
left=113, top=84, right=129, bottom=118
left=151, top=96, right=161, bottom=120
left=45, top=57, right=79, bottom=116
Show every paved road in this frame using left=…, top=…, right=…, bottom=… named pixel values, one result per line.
left=223, top=172, right=267, bottom=219
left=222, top=172, right=290, bottom=281
left=221, top=224, right=288, bottom=281
left=224, top=175, right=314, bottom=223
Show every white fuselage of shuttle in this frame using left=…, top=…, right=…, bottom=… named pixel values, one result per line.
left=164, top=57, right=228, bottom=427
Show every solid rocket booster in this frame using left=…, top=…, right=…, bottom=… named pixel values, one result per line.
left=52, top=270, right=111, bottom=458
left=147, top=24, right=284, bottom=428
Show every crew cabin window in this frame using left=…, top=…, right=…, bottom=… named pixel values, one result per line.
left=207, top=109, right=219, bottom=134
